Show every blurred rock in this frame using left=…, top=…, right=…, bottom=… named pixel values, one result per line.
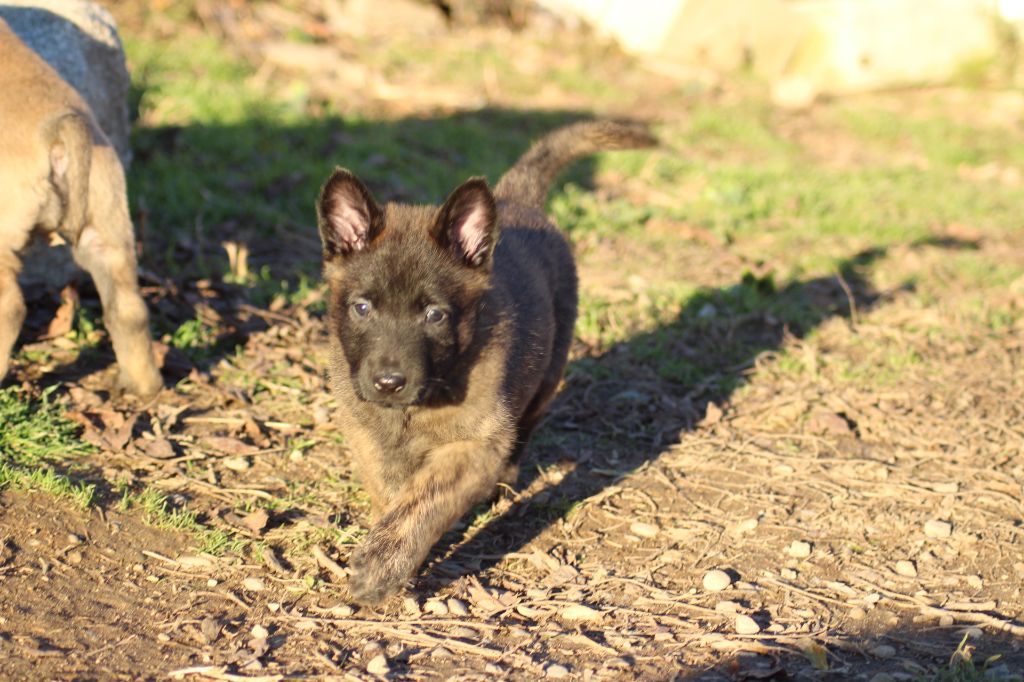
left=0, top=0, right=131, bottom=166
left=536, top=0, right=1014, bottom=96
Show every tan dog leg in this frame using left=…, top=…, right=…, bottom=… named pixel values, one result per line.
left=0, top=251, right=27, bottom=382
left=71, top=225, right=161, bottom=397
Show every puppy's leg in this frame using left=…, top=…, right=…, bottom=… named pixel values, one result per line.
left=349, top=441, right=505, bottom=603
left=70, top=223, right=161, bottom=397
left=0, top=250, right=27, bottom=382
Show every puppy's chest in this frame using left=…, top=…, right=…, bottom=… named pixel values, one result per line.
left=352, top=401, right=509, bottom=487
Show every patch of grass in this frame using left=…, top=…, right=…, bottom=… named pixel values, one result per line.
left=0, top=466, right=95, bottom=509
left=0, top=386, right=96, bottom=508
left=909, top=634, right=1022, bottom=682
left=119, top=486, right=246, bottom=555
left=839, top=107, right=1024, bottom=169
left=168, top=316, right=218, bottom=360
left=832, top=342, right=926, bottom=388
left=287, top=524, right=364, bottom=554
left=0, top=386, right=94, bottom=465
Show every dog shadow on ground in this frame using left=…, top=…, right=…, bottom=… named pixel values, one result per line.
left=444, top=243, right=899, bottom=569
left=436, top=234, right=1024, bottom=672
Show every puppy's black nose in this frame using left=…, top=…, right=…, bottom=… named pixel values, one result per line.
left=372, top=372, right=407, bottom=394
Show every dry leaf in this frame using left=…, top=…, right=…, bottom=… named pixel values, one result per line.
left=200, top=436, right=258, bottom=456
left=799, top=639, right=829, bottom=670
left=703, top=402, right=723, bottom=425
left=142, top=438, right=177, bottom=459
left=240, top=509, right=270, bottom=533
left=465, top=576, right=508, bottom=614
left=43, top=284, right=79, bottom=339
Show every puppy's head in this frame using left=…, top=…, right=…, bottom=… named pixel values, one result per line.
left=317, top=168, right=497, bottom=407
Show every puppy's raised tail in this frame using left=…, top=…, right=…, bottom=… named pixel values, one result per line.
left=47, top=111, right=92, bottom=238
left=494, top=120, right=657, bottom=210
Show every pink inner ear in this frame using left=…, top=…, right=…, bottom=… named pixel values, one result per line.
left=328, top=197, right=369, bottom=251
left=453, top=203, right=490, bottom=261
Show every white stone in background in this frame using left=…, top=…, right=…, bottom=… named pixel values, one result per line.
left=533, top=0, right=1011, bottom=96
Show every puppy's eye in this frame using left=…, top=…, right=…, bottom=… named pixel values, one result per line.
left=352, top=300, right=372, bottom=317
left=424, top=306, right=447, bottom=324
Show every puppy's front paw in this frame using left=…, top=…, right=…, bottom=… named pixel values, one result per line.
left=348, top=536, right=412, bottom=605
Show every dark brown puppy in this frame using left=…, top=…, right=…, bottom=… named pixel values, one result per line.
left=317, top=121, right=656, bottom=603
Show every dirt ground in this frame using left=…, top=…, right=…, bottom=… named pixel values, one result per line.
left=2, top=2, right=1023, bottom=680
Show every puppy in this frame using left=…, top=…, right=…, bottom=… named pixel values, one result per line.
left=317, top=121, right=656, bottom=603
left=0, top=19, right=161, bottom=396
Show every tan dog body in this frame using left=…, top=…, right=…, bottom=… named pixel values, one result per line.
left=0, top=19, right=160, bottom=395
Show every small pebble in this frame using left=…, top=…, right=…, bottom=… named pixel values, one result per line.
left=960, top=626, right=984, bottom=639
left=715, top=600, right=740, bottom=613
left=735, top=615, right=761, bottom=634
left=223, top=456, right=251, bottom=471
left=366, top=654, right=390, bottom=676
left=446, top=598, right=469, bottom=616
left=848, top=607, right=866, bottom=620
left=485, top=663, right=503, bottom=674
left=431, top=647, right=453, bottom=659
left=629, top=521, right=659, bottom=538
left=251, top=625, right=269, bottom=639
left=545, top=663, right=570, bottom=679
left=939, top=615, right=955, bottom=627
left=787, top=541, right=812, bottom=559
left=895, top=560, right=917, bottom=577
left=157, top=633, right=171, bottom=642
left=780, top=568, right=797, bottom=580
left=267, top=602, right=280, bottom=613
left=242, top=577, right=265, bottom=592
left=924, top=520, right=952, bottom=538
left=772, top=464, right=795, bottom=476
left=329, top=604, right=354, bottom=617
left=66, top=551, right=83, bottom=565
left=702, top=570, right=732, bottom=592
left=731, top=518, right=759, bottom=535
left=450, top=626, right=477, bottom=638
left=559, top=604, right=602, bottom=621
left=424, top=600, right=448, bottom=616
left=966, top=574, right=983, bottom=589
left=67, top=533, right=83, bottom=545
left=207, top=579, right=218, bottom=587
left=870, top=644, right=896, bottom=659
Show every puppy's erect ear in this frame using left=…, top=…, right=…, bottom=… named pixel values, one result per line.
left=317, top=168, right=383, bottom=259
left=434, top=177, right=497, bottom=268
